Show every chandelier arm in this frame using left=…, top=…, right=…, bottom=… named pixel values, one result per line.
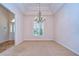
left=35, top=3, right=45, bottom=23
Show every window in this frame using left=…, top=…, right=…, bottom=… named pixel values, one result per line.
left=33, top=21, right=44, bottom=37
left=10, top=19, right=15, bottom=32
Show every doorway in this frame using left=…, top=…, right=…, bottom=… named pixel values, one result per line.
left=0, top=4, right=15, bottom=53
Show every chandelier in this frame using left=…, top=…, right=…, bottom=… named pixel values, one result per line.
left=34, top=3, right=45, bottom=23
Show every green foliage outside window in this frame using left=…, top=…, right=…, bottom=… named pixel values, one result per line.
left=33, top=22, right=43, bottom=36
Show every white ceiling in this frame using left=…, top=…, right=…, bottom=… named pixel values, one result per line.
left=15, top=3, right=64, bottom=16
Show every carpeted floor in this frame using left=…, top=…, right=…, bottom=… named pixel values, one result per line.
left=0, top=41, right=78, bottom=56
left=0, top=40, right=14, bottom=53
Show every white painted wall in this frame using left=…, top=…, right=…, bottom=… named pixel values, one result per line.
left=54, top=4, right=79, bottom=55
left=24, top=15, right=54, bottom=40
left=0, top=9, right=9, bottom=43
left=2, top=4, right=24, bottom=45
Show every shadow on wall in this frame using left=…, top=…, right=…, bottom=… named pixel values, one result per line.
left=0, top=4, right=14, bottom=43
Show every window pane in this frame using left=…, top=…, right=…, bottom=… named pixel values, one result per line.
left=33, top=21, right=44, bottom=36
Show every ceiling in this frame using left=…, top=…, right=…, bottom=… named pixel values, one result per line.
left=14, top=3, right=64, bottom=16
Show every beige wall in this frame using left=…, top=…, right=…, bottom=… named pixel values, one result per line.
left=23, top=15, right=54, bottom=40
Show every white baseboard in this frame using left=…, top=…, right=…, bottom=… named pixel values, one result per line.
left=15, top=40, right=24, bottom=46
left=55, top=40, right=79, bottom=55
left=24, top=39, right=54, bottom=41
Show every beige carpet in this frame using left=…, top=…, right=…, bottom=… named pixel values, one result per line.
left=0, top=41, right=78, bottom=56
